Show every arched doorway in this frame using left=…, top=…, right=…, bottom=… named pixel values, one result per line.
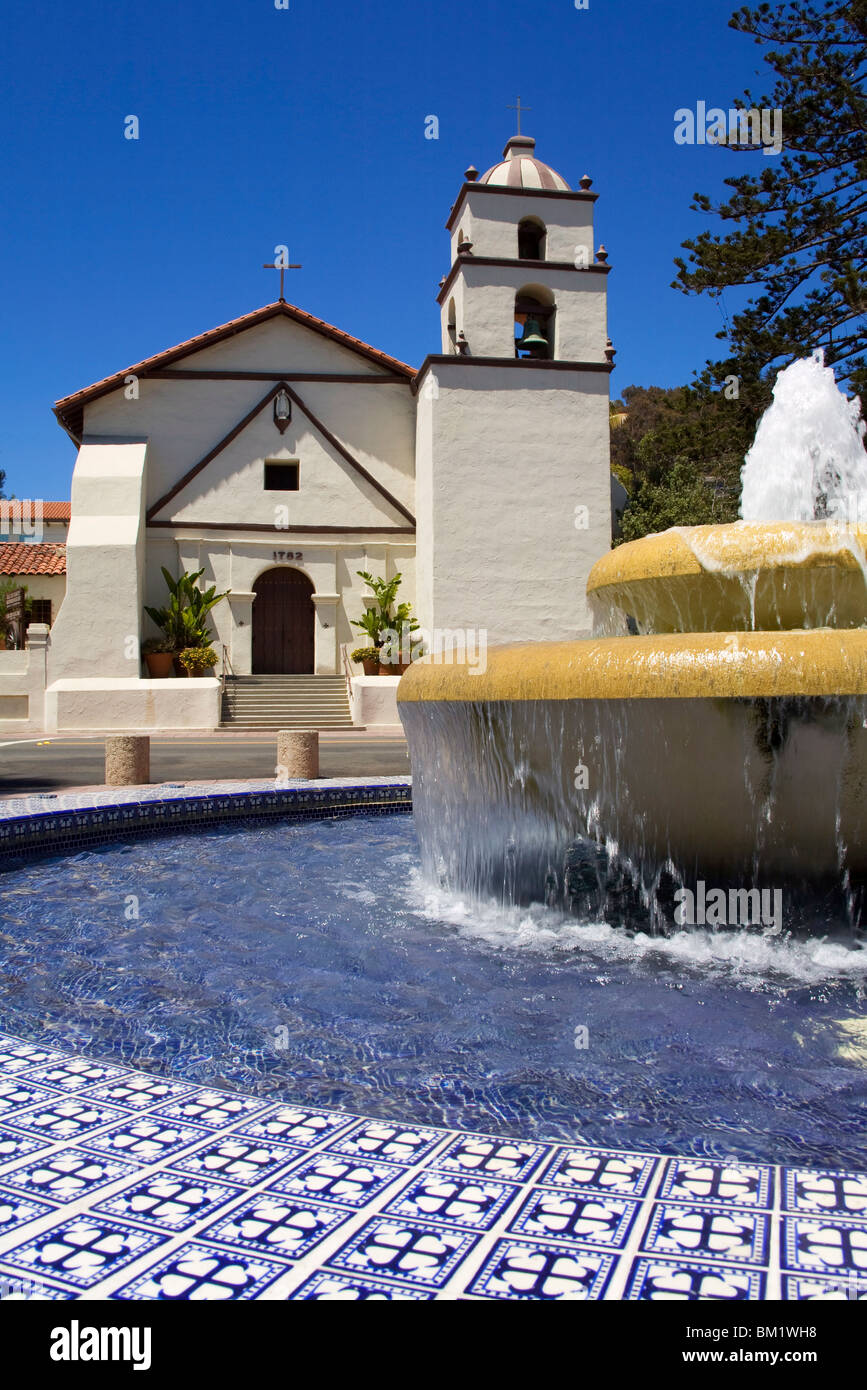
left=252, top=568, right=315, bottom=674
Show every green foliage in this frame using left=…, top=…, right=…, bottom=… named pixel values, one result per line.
left=618, top=461, right=723, bottom=543
left=141, top=636, right=174, bottom=655
left=673, top=0, right=867, bottom=398
left=179, top=645, right=219, bottom=674
left=350, top=646, right=379, bottom=663
left=144, top=568, right=230, bottom=650
left=351, top=570, right=419, bottom=651
left=611, top=381, right=772, bottom=540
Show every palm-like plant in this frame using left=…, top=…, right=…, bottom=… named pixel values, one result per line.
left=145, top=568, right=230, bottom=650
left=351, top=570, right=419, bottom=660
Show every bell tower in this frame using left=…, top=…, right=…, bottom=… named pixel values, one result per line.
left=415, top=132, right=614, bottom=646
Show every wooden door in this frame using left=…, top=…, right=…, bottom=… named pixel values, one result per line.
left=252, top=568, right=315, bottom=674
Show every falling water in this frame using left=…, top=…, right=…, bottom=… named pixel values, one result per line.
left=740, top=351, right=867, bottom=522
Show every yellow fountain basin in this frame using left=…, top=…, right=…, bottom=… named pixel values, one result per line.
left=587, top=522, right=867, bottom=633
left=397, top=629, right=867, bottom=703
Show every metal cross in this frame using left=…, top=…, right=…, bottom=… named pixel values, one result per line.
left=262, top=253, right=302, bottom=302
left=508, top=97, right=532, bottom=134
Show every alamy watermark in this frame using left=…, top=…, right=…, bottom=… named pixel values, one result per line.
left=379, top=626, right=488, bottom=675
left=674, top=103, right=783, bottom=157
left=674, top=881, right=783, bottom=932
left=0, top=499, right=43, bottom=541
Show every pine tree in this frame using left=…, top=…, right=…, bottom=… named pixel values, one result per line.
left=674, top=0, right=867, bottom=398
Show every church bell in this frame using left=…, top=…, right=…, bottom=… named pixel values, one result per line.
left=517, top=318, right=548, bottom=355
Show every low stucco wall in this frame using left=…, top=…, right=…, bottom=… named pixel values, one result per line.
left=350, top=674, right=401, bottom=726
left=45, top=678, right=221, bottom=733
left=0, top=627, right=49, bottom=735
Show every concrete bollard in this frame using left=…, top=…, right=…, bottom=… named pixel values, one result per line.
left=105, top=735, right=151, bottom=786
left=277, top=729, right=319, bottom=781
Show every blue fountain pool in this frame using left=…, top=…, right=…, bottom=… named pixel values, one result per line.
left=1, top=811, right=866, bottom=1168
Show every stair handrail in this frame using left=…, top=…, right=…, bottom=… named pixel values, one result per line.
left=221, top=643, right=235, bottom=698
left=341, top=642, right=357, bottom=720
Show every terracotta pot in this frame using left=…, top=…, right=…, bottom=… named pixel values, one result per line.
left=361, top=659, right=379, bottom=675
left=378, top=663, right=402, bottom=676
left=144, top=651, right=174, bottom=679
left=172, top=655, right=185, bottom=677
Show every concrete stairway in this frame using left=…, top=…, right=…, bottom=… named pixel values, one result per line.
left=220, top=675, right=355, bottom=729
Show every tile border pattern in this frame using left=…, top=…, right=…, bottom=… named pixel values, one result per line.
left=0, top=781, right=864, bottom=1299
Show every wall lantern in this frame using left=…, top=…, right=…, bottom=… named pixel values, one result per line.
left=274, top=388, right=292, bottom=434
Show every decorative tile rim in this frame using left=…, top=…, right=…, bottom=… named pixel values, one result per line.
left=0, top=1029, right=865, bottom=1301
left=0, top=777, right=413, bottom=866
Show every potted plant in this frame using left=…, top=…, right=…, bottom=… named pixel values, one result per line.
left=351, top=645, right=380, bottom=676
left=351, top=570, right=419, bottom=675
left=179, top=646, right=219, bottom=678
left=144, top=568, right=230, bottom=673
left=141, top=637, right=175, bottom=678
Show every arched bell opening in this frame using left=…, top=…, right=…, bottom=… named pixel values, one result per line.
left=515, top=285, right=555, bottom=360
left=447, top=297, right=457, bottom=354
left=517, top=217, right=547, bottom=261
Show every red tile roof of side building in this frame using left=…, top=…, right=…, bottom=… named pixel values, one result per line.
left=53, top=301, right=417, bottom=443
left=0, top=543, right=67, bottom=576
left=2, top=502, right=71, bottom=522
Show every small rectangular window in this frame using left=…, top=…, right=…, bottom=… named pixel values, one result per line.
left=264, top=462, right=299, bottom=491
left=29, top=599, right=52, bottom=626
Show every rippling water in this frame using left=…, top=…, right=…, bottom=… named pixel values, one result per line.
left=1, top=813, right=866, bottom=1166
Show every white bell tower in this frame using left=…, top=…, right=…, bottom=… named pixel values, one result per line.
left=415, top=131, right=614, bottom=647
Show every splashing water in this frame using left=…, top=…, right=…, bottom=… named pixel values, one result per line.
left=740, top=351, right=867, bottom=522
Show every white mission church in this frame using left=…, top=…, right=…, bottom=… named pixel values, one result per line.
left=2, top=131, right=615, bottom=735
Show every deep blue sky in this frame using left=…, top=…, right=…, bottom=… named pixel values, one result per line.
left=2, top=0, right=774, bottom=499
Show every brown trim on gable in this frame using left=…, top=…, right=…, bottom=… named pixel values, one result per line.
left=412, top=355, right=614, bottom=392
left=146, top=380, right=417, bottom=529
left=146, top=383, right=286, bottom=523
left=148, top=521, right=416, bottom=535
left=283, top=384, right=416, bottom=527
left=53, top=300, right=416, bottom=444
left=146, top=370, right=409, bottom=384
left=446, top=181, right=598, bottom=232
left=436, top=255, right=609, bottom=306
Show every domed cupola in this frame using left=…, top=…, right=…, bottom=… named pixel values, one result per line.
left=479, top=135, right=571, bottom=192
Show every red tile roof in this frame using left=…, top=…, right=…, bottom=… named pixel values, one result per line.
left=54, top=301, right=417, bottom=442
left=3, top=502, right=70, bottom=522
left=0, top=543, right=67, bottom=576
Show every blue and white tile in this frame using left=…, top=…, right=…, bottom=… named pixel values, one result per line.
left=199, top=1194, right=354, bottom=1262
left=329, top=1217, right=477, bottom=1289
left=540, top=1145, right=659, bottom=1197
left=0, top=1269, right=78, bottom=1299
left=0, top=1126, right=51, bottom=1168
left=782, top=1215, right=867, bottom=1275
left=782, top=1273, right=867, bottom=1300
left=91, top=1171, right=242, bottom=1233
left=508, top=1187, right=641, bottom=1249
left=271, top=1152, right=404, bottom=1209
left=81, top=1118, right=206, bottom=1164
left=0, top=1149, right=138, bottom=1205
left=0, top=1189, right=56, bottom=1236
left=1, top=1215, right=164, bottom=1291
left=782, top=1168, right=867, bottom=1218
left=626, top=1257, right=766, bottom=1301
left=110, top=1242, right=287, bottom=1300
left=290, top=1269, right=434, bottom=1300
left=172, top=1135, right=303, bottom=1186
left=382, top=1172, right=520, bottom=1231
left=0, top=1040, right=67, bottom=1076
left=330, top=1120, right=445, bottom=1166
left=642, top=1202, right=769, bottom=1266
left=83, top=1074, right=196, bottom=1112
left=20, top=1058, right=131, bottom=1093
left=0, top=1079, right=64, bottom=1119
left=5, top=1098, right=130, bottom=1145
left=433, top=1133, right=546, bottom=1183
left=658, top=1158, right=773, bottom=1209
left=468, top=1239, right=615, bottom=1300
left=235, top=1104, right=352, bottom=1149
left=149, top=1090, right=270, bottom=1131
